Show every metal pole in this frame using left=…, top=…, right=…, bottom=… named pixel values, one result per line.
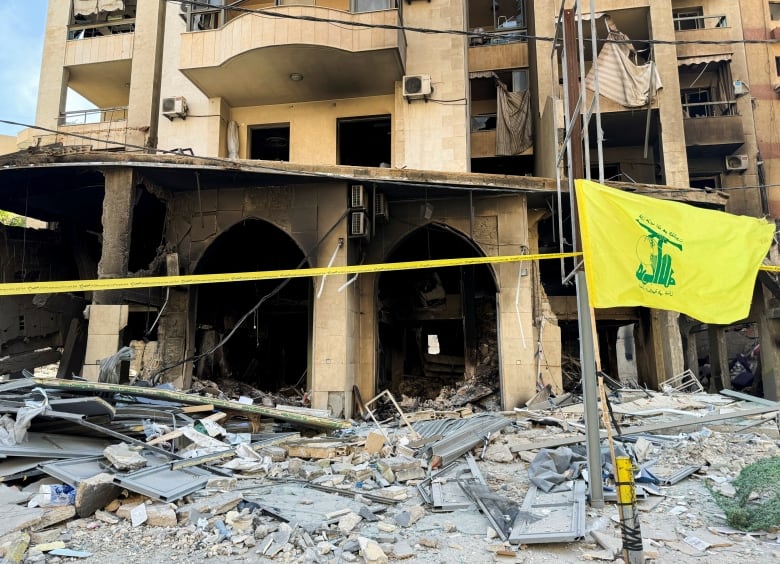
left=575, top=270, right=604, bottom=507
left=615, top=456, right=644, bottom=563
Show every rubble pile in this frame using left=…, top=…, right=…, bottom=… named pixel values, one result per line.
left=0, top=373, right=777, bottom=562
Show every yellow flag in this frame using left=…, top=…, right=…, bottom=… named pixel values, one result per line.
left=575, top=179, right=775, bottom=324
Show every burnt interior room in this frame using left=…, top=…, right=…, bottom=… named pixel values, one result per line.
left=193, top=218, right=311, bottom=392
left=376, top=223, right=498, bottom=400
left=338, top=115, right=391, bottom=167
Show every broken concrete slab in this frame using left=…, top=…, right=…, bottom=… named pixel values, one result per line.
left=337, top=511, right=362, bottom=533
left=0, top=505, right=43, bottom=537
left=358, top=536, right=388, bottom=564
left=103, top=444, right=147, bottom=471
left=145, top=503, right=178, bottom=527
left=35, top=505, right=76, bottom=530
left=0, top=485, right=32, bottom=506
left=176, top=491, right=243, bottom=524
left=75, top=473, right=121, bottom=518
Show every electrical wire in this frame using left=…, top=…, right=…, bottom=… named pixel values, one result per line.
left=172, top=0, right=780, bottom=46
left=150, top=209, right=349, bottom=381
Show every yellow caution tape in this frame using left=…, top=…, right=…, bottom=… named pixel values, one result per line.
left=0, top=251, right=582, bottom=296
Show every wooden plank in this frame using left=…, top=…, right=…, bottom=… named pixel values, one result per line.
left=181, top=404, right=214, bottom=413
left=146, top=412, right=227, bottom=445
left=30, top=377, right=349, bottom=429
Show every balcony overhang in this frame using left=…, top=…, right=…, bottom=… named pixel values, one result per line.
left=684, top=115, right=745, bottom=157
left=67, top=60, right=133, bottom=108
left=180, top=9, right=406, bottom=106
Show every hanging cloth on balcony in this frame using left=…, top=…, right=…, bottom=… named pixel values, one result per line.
left=585, top=29, right=662, bottom=108
left=98, top=0, right=125, bottom=12
left=73, top=0, right=124, bottom=15
left=73, top=0, right=99, bottom=16
left=496, top=79, right=532, bottom=156
left=678, top=55, right=735, bottom=116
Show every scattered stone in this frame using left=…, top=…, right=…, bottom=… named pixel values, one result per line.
left=418, top=537, right=439, bottom=549
left=375, top=486, right=408, bottom=501
left=338, top=512, right=363, bottom=533
left=395, top=511, right=411, bottom=528
left=0, top=485, right=32, bottom=506
left=259, top=446, right=287, bottom=462
left=358, top=505, right=379, bottom=522
left=443, top=521, right=457, bottom=533
left=364, top=432, right=386, bottom=455
left=358, top=536, right=388, bottom=564
left=483, top=443, right=514, bottom=463
left=103, top=443, right=147, bottom=471
left=75, top=473, right=121, bottom=518
left=3, top=532, right=30, bottom=564
left=34, top=506, right=76, bottom=531
left=392, top=539, right=415, bottom=559
left=145, top=503, right=178, bottom=527
left=93, top=510, right=119, bottom=525
left=177, top=491, right=243, bottom=524
left=0, top=505, right=43, bottom=537
left=590, top=529, right=621, bottom=558
left=377, top=522, right=396, bottom=533
left=205, top=477, right=237, bottom=490
left=31, top=541, right=66, bottom=552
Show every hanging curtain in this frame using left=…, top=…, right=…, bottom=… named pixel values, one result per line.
left=715, top=61, right=735, bottom=116
left=73, top=0, right=124, bottom=15
left=73, top=0, right=99, bottom=16
left=496, top=80, right=533, bottom=156
left=585, top=30, right=662, bottom=108
left=227, top=121, right=240, bottom=159
left=98, top=0, right=125, bottom=12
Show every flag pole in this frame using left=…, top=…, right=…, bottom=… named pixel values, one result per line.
left=563, top=6, right=604, bottom=508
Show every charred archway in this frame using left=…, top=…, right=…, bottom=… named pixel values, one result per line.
left=377, top=223, right=499, bottom=405
left=193, top=219, right=310, bottom=392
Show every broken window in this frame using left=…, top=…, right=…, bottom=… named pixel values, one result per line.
left=69, top=0, right=137, bottom=39
left=673, top=7, right=704, bottom=31
left=771, top=2, right=780, bottom=21
left=249, top=125, right=290, bottom=161
left=337, top=116, right=391, bottom=167
left=468, top=0, right=526, bottom=45
left=689, top=173, right=721, bottom=190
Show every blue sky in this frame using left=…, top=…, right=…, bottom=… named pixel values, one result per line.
left=0, top=1, right=48, bottom=136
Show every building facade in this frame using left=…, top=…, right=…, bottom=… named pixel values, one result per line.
left=1, top=0, right=776, bottom=414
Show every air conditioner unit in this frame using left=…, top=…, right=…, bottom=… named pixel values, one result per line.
left=350, top=211, right=370, bottom=238
left=161, top=96, right=188, bottom=120
left=374, top=192, right=389, bottom=223
left=350, top=184, right=366, bottom=209
left=725, top=154, right=748, bottom=172
left=403, top=75, right=432, bottom=99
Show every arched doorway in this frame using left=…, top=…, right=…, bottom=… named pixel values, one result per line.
left=376, top=223, right=499, bottom=405
left=193, top=219, right=311, bottom=392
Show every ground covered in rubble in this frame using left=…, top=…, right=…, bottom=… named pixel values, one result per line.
left=3, top=371, right=780, bottom=563
left=9, top=427, right=780, bottom=563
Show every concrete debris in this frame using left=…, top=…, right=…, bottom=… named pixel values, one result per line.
left=103, top=443, right=147, bottom=471
left=0, top=376, right=776, bottom=561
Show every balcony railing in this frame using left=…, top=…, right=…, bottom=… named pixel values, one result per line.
left=682, top=100, right=736, bottom=118
left=67, top=18, right=136, bottom=39
left=185, top=0, right=398, bottom=32
left=673, top=14, right=727, bottom=32
left=58, top=107, right=129, bottom=126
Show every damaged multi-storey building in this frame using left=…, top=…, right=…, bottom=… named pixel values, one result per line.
left=1, top=0, right=779, bottom=416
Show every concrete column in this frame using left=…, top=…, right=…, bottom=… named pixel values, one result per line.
left=127, top=0, right=167, bottom=148
left=310, top=204, right=355, bottom=418
left=94, top=168, right=136, bottom=305
left=649, top=1, right=689, bottom=187
left=35, top=2, right=71, bottom=132
left=207, top=97, right=230, bottom=158
left=708, top=325, right=730, bottom=392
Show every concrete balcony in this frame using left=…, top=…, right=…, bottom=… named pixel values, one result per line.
left=470, top=129, right=532, bottom=158
left=683, top=114, right=745, bottom=157
left=64, top=25, right=134, bottom=108
left=468, top=37, right=528, bottom=73
left=674, top=15, right=732, bottom=60
left=179, top=7, right=406, bottom=106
